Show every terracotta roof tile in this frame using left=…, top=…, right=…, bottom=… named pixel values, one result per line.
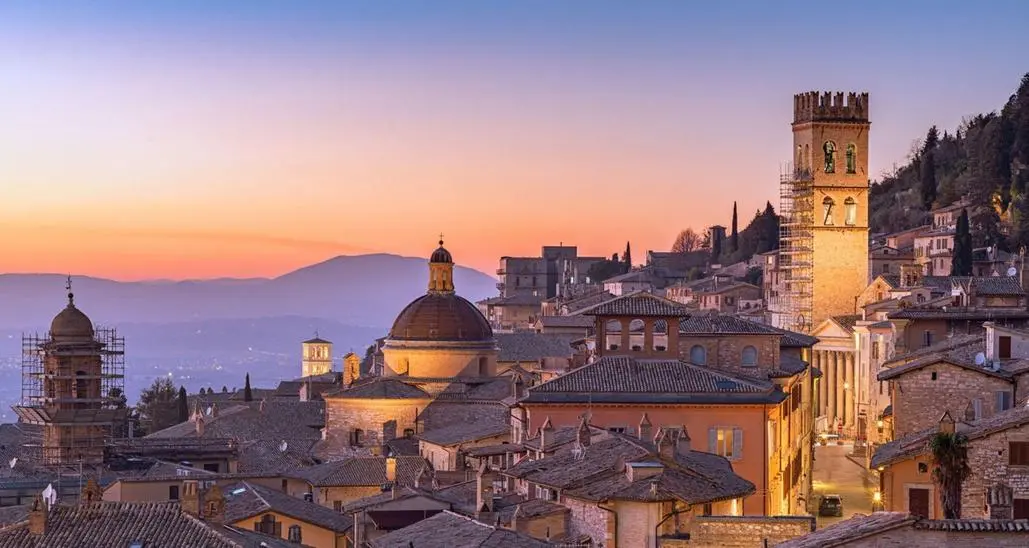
left=223, top=481, right=351, bottom=532
left=496, top=332, right=577, bottom=362
left=290, top=456, right=428, bottom=487
left=579, top=291, right=689, bottom=317
left=417, top=421, right=510, bottom=447
left=776, top=512, right=915, bottom=547
left=367, top=510, right=552, bottom=547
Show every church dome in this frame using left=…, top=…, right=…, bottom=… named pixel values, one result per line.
left=430, top=240, right=453, bottom=264
left=389, top=293, right=493, bottom=342
left=50, top=302, right=94, bottom=341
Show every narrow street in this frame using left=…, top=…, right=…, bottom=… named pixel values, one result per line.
left=811, top=442, right=876, bottom=528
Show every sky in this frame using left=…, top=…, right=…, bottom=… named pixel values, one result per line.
left=2, top=1, right=1028, bottom=280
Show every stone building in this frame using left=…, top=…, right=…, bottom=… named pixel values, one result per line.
left=301, top=335, right=333, bottom=378
left=778, top=511, right=1029, bottom=547
left=809, top=315, right=862, bottom=437
left=773, top=91, right=871, bottom=334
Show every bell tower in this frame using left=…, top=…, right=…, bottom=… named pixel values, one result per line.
left=781, top=92, right=870, bottom=331
left=301, top=334, right=333, bottom=377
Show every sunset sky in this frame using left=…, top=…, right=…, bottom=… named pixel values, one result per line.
left=2, top=1, right=1028, bottom=280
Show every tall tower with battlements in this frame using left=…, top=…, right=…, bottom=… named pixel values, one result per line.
left=777, top=92, right=870, bottom=333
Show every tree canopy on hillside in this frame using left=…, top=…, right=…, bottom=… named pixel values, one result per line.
left=714, top=202, right=780, bottom=265
left=870, top=73, right=1029, bottom=250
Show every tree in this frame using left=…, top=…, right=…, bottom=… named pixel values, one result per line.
left=920, top=126, right=940, bottom=210
left=730, top=202, right=739, bottom=253
left=950, top=208, right=973, bottom=276
left=587, top=257, right=628, bottom=283
left=177, top=386, right=189, bottom=423
left=221, top=386, right=228, bottom=393
left=107, top=387, right=127, bottom=409
left=137, top=377, right=179, bottom=434
left=671, top=228, right=701, bottom=253
left=244, top=373, right=253, bottom=402
left=711, top=230, right=722, bottom=262
left=622, top=242, right=632, bottom=269
left=929, top=430, right=972, bottom=519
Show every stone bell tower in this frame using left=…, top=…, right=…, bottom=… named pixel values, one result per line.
left=780, top=92, right=870, bottom=331
left=301, top=334, right=333, bottom=377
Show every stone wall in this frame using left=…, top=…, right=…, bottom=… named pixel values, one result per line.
left=324, top=398, right=429, bottom=447
left=794, top=527, right=1029, bottom=547
left=961, top=420, right=1029, bottom=518
left=688, top=516, right=815, bottom=548
left=677, top=334, right=779, bottom=369
left=890, top=361, right=1013, bottom=437
left=562, top=496, right=609, bottom=547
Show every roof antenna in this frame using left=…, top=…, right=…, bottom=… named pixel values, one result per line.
left=66, top=274, right=74, bottom=306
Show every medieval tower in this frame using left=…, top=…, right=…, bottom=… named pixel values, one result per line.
left=776, top=92, right=870, bottom=333
left=301, top=335, right=333, bottom=377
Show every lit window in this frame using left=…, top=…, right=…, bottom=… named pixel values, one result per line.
left=822, top=197, right=835, bottom=225
left=844, top=197, right=857, bottom=226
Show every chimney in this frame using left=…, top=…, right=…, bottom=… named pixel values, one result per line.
left=676, top=427, right=692, bottom=456
left=181, top=480, right=200, bottom=516
left=475, top=462, right=494, bottom=517
left=28, top=494, right=47, bottom=536
left=939, top=411, right=956, bottom=434
left=195, top=413, right=205, bottom=437
left=385, top=457, right=397, bottom=483
left=259, top=399, right=266, bottom=414
left=576, top=416, right=591, bottom=448
left=513, top=375, right=525, bottom=399
left=210, top=402, right=219, bottom=418
left=638, top=413, right=652, bottom=442
left=987, top=482, right=1014, bottom=520
left=201, top=484, right=225, bottom=524
left=655, top=428, right=674, bottom=460
left=539, top=417, right=553, bottom=453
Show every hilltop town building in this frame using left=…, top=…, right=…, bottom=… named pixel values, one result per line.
left=774, top=91, right=870, bottom=334
left=301, top=336, right=333, bottom=378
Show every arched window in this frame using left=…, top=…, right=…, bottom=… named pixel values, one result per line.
left=822, top=197, right=835, bottom=226
left=823, top=141, right=836, bottom=173
left=690, top=345, right=707, bottom=365
left=846, top=144, right=857, bottom=174
left=796, top=145, right=803, bottom=167
left=844, top=197, right=857, bottom=226
left=607, top=320, right=622, bottom=350
left=742, top=346, right=758, bottom=367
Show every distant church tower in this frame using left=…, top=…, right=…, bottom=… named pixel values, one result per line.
left=301, top=335, right=333, bottom=377
left=778, top=92, right=870, bottom=332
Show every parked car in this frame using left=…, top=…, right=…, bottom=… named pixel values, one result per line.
left=819, top=494, right=843, bottom=517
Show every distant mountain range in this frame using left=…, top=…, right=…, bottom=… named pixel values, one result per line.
left=0, top=254, right=498, bottom=405
left=0, top=254, right=497, bottom=332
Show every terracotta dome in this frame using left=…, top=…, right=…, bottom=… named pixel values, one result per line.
left=389, top=293, right=493, bottom=342
left=50, top=303, right=94, bottom=341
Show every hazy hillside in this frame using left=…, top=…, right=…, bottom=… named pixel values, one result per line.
left=0, top=253, right=496, bottom=330
left=869, top=73, right=1029, bottom=246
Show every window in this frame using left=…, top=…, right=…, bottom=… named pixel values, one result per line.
left=973, top=398, right=983, bottom=420
left=702, top=503, right=712, bottom=516
left=690, top=345, right=707, bottom=365
left=823, top=141, right=837, bottom=173
left=255, top=515, right=281, bottom=536
left=478, top=357, right=489, bottom=376
left=1016, top=499, right=1029, bottom=519
left=871, top=340, right=879, bottom=360
left=333, top=500, right=343, bottom=512
left=846, top=144, right=857, bottom=174
left=168, top=486, right=179, bottom=501
left=917, top=462, right=929, bottom=474
left=403, top=428, right=415, bottom=438
left=1000, top=336, right=1012, bottom=359
left=997, top=391, right=1014, bottom=413
left=922, top=331, right=933, bottom=348
left=203, top=463, right=219, bottom=473
left=1010, top=442, right=1029, bottom=465
left=931, top=371, right=937, bottom=381
left=709, top=427, right=742, bottom=460
left=608, top=426, right=627, bottom=434
left=288, top=525, right=302, bottom=543
left=822, top=197, right=835, bottom=225
left=882, top=264, right=890, bottom=274
left=844, top=197, right=857, bottom=226
left=742, top=346, right=757, bottom=367
left=352, top=428, right=365, bottom=447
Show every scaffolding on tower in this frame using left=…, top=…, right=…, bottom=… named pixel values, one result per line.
left=774, top=162, right=814, bottom=334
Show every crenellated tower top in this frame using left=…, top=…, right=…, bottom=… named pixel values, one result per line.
left=793, top=91, right=869, bottom=124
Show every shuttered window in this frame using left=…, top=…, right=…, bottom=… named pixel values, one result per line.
left=1010, top=442, right=1029, bottom=466
left=708, top=427, right=743, bottom=461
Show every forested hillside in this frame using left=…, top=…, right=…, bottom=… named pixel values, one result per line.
left=869, top=73, right=1029, bottom=249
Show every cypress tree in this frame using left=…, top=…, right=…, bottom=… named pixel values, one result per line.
left=921, top=126, right=940, bottom=210
left=243, top=373, right=253, bottom=402
left=730, top=202, right=739, bottom=253
left=622, top=242, right=632, bottom=271
left=177, top=386, right=189, bottom=423
left=950, top=209, right=973, bottom=276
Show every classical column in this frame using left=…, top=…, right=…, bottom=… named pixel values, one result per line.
left=817, top=350, right=827, bottom=417
left=835, top=352, right=845, bottom=430
left=826, top=351, right=837, bottom=427
left=845, top=352, right=855, bottom=429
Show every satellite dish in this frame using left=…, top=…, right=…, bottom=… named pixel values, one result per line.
left=279, top=440, right=288, bottom=453
left=1008, top=267, right=1018, bottom=277
left=975, top=352, right=986, bottom=367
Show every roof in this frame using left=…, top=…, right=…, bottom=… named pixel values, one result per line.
left=504, top=433, right=754, bottom=504
left=368, top=510, right=552, bottom=547
left=496, top=332, right=577, bottom=362
left=693, top=281, right=760, bottom=295
left=778, top=512, right=1029, bottom=548
left=831, top=315, right=861, bottom=333
left=0, top=502, right=246, bottom=548
left=49, top=300, right=94, bottom=342
left=146, top=401, right=325, bottom=443
left=389, top=293, right=494, bottom=343
left=417, top=421, right=510, bottom=447
left=883, top=333, right=981, bottom=368
left=328, top=378, right=431, bottom=400
left=877, top=336, right=1013, bottom=381
left=289, top=456, right=429, bottom=487
left=579, top=291, right=689, bottom=317
left=536, top=315, right=594, bottom=329
left=302, top=336, right=331, bottom=344
left=679, top=315, right=794, bottom=338
left=223, top=481, right=350, bottom=532
left=872, top=405, right=1029, bottom=468
left=559, top=291, right=616, bottom=314
left=775, top=512, right=916, bottom=547
left=521, top=356, right=784, bottom=405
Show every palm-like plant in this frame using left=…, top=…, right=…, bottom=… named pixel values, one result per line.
left=928, top=431, right=972, bottom=519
